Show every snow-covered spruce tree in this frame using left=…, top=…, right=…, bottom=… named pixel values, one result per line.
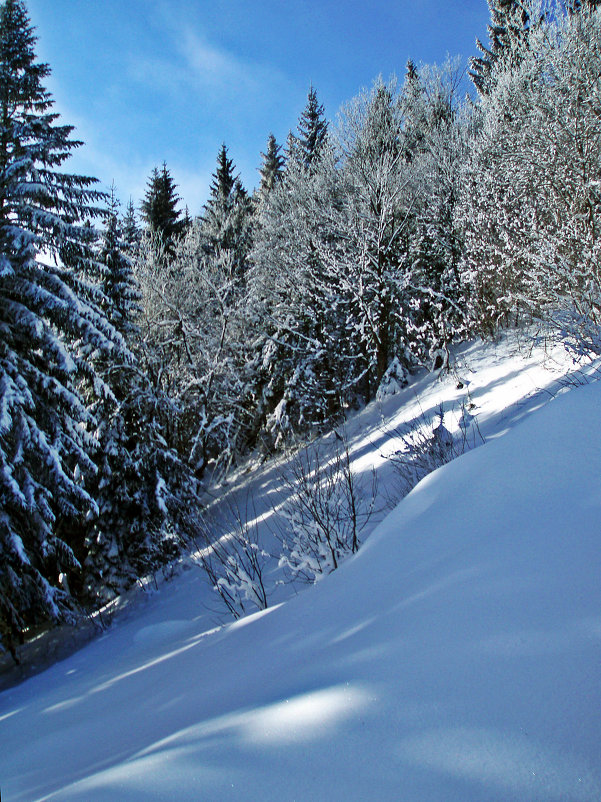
left=99, top=187, right=141, bottom=339
left=140, top=162, right=184, bottom=257
left=0, top=0, right=123, bottom=656
left=199, top=144, right=254, bottom=283
left=248, top=109, right=355, bottom=444
left=286, top=85, right=329, bottom=173
left=257, top=133, right=285, bottom=202
left=84, top=189, right=202, bottom=601
left=470, top=0, right=534, bottom=94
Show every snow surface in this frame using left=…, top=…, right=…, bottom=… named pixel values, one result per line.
left=1, top=334, right=601, bottom=801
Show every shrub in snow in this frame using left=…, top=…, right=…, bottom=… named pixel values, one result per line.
left=277, top=437, right=377, bottom=584
left=388, top=403, right=483, bottom=499
left=194, top=497, right=270, bottom=619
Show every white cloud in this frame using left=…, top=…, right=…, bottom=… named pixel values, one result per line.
left=178, top=29, right=271, bottom=96
left=130, top=4, right=291, bottom=107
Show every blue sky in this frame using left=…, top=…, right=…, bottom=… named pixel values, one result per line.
left=26, top=0, right=491, bottom=214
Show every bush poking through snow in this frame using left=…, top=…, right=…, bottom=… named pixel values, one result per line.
left=388, top=402, right=484, bottom=499
left=194, top=496, right=270, bottom=619
left=277, top=436, right=377, bottom=584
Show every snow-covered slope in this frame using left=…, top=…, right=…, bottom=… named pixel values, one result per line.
left=1, top=337, right=600, bottom=801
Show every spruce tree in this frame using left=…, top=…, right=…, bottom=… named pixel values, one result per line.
left=140, top=162, right=183, bottom=255
left=258, top=133, right=285, bottom=198
left=208, top=143, right=236, bottom=202
left=100, top=188, right=141, bottom=339
left=121, top=197, right=141, bottom=258
left=287, top=86, right=329, bottom=172
left=470, top=0, right=532, bottom=94
left=85, top=189, right=200, bottom=602
left=200, top=144, right=253, bottom=279
left=0, top=0, right=123, bottom=658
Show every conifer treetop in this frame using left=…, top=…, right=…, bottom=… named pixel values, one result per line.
left=0, top=0, right=106, bottom=264
left=288, top=85, right=329, bottom=172
left=140, top=162, right=184, bottom=253
left=258, top=133, right=285, bottom=197
left=469, top=0, right=532, bottom=95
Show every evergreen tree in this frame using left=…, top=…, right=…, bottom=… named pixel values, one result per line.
left=208, top=143, right=236, bottom=202
left=182, top=204, right=193, bottom=233
left=470, top=0, right=532, bottom=94
left=140, top=162, right=183, bottom=255
left=84, top=189, right=200, bottom=602
left=258, top=133, right=285, bottom=199
left=100, top=187, right=141, bottom=339
left=401, top=60, right=428, bottom=160
left=0, top=0, right=122, bottom=658
left=287, top=86, right=329, bottom=172
left=200, top=144, right=253, bottom=280
left=121, top=197, right=141, bottom=258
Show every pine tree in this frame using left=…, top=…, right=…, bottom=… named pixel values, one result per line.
left=0, top=0, right=123, bottom=658
left=140, top=162, right=183, bottom=255
left=287, top=86, right=329, bottom=172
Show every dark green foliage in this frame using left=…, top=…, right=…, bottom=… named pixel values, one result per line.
left=100, top=188, right=141, bottom=339
left=121, top=197, right=141, bottom=258
left=140, top=162, right=184, bottom=255
left=83, top=368, right=199, bottom=603
left=85, top=191, right=200, bottom=603
left=0, top=0, right=122, bottom=657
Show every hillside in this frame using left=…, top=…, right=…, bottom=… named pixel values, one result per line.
left=1, top=335, right=600, bottom=801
